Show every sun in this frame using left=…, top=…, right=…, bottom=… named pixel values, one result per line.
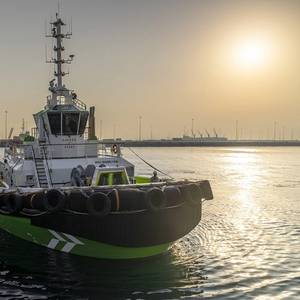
left=232, top=38, right=270, bottom=69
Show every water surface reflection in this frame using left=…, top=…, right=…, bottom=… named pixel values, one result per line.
left=1, top=147, right=300, bottom=299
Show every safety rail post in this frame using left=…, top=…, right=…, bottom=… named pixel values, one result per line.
left=41, top=145, right=53, bottom=187
left=31, top=145, right=41, bottom=188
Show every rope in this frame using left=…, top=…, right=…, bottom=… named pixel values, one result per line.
left=127, top=147, right=174, bottom=180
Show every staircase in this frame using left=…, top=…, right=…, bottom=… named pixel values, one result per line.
left=35, top=159, right=49, bottom=188
left=32, top=141, right=50, bottom=188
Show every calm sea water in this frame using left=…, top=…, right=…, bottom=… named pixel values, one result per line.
left=1, top=147, right=300, bottom=299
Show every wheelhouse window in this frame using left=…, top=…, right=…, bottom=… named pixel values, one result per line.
left=78, top=112, right=88, bottom=135
left=47, top=110, right=88, bottom=135
left=48, top=112, right=61, bottom=135
left=63, top=113, right=79, bottom=135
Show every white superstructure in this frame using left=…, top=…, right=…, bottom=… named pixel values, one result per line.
left=0, top=13, right=134, bottom=188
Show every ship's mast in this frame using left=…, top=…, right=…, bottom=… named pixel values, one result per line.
left=46, top=12, right=74, bottom=106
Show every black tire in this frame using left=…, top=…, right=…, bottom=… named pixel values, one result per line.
left=4, top=193, right=23, bottom=214
left=108, top=188, right=146, bottom=212
left=66, top=189, right=89, bottom=213
left=178, top=184, right=192, bottom=203
left=163, top=186, right=182, bottom=207
left=28, top=191, right=47, bottom=210
left=0, top=194, right=6, bottom=208
left=145, top=187, right=166, bottom=212
left=198, top=180, right=213, bottom=200
left=187, top=183, right=203, bottom=205
left=86, top=192, right=111, bottom=217
left=44, top=189, right=66, bottom=213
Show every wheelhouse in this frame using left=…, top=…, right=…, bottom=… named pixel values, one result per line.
left=47, top=107, right=89, bottom=136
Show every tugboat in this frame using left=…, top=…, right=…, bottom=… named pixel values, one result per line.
left=0, top=12, right=213, bottom=259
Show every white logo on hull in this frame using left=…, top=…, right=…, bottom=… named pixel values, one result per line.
left=47, top=230, right=84, bottom=253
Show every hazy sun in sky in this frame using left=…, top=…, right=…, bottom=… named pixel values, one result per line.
left=233, top=38, right=270, bottom=69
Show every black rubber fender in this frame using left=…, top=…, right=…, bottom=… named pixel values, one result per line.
left=198, top=180, right=213, bottom=200
left=0, top=194, right=6, bottom=208
left=86, top=192, right=111, bottom=217
left=145, top=187, right=166, bottom=212
left=44, top=189, right=66, bottom=213
left=26, top=191, right=46, bottom=210
left=4, top=193, right=23, bottom=214
left=186, top=183, right=203, bottom=205
left=66, top=189, right=89, bottom=213
left=108, top=188, right=146, bottom=212
left=163, top=186, right=182, bottom=207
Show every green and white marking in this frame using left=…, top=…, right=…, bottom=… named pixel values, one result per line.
left=0, top=215, right=171, bottom=259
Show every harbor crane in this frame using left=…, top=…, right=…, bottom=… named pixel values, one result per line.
left=205, top=129, right=210, bottom=138
left=197, top=130, right=203, bottom=138
left=8, top=128, right=14, bottom=139
left=213, top=128, right=218, bottom=138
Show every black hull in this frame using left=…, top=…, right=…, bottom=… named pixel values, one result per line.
left=32, top=201, right=202, bottom=247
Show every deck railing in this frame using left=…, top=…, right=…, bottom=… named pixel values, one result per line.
left=14, top=141, right=123, bottom=161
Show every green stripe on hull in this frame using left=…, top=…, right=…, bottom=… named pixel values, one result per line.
left=0, top=215, right=171, bottom=259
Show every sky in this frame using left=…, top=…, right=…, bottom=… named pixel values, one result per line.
left=0, top=0, right=300, bottom=140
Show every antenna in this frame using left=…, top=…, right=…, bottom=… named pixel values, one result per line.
left=58, top=0, right=61, bottom=18
left=21, top=118, right=25, bottom=134
left=44, top=19, right=47, bottom=36
left=45, top=8, right=76, bottom=107
left=191, top=118, right=194, bottom=138
left=235, top=120, right=239, bottom=140
left=138, top=116, right=142, bottom=141
left=273, top=121, right=277, bottom=141
left=99, top=119, right=103, bottom=140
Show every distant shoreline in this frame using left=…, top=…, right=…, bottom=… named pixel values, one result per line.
left=122, top=140, right=300, bottom=147
left=1, top=139, right=300, bottom=148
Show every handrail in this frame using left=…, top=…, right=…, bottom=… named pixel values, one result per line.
left=72, top=98, right=86, bottom=110
left=19, top=141, right=124, bottom=147
left=31, top=145, right=41, bottom=188
left=40, top=145, right=53, bottom=188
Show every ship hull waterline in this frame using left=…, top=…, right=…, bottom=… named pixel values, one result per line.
left=0, top=215, right=172, bottom=260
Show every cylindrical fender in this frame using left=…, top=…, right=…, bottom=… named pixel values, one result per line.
left=0, top=194, right=6, bottom=208
left=163, top=186, right=182, bottom=207
left=145, top=187, right=166, bottom=212
left=86, top=192, right=111, bottom=217
left=3, top=193, right=23, bottom=214
left=44, top=189, right=66, bottom=213
left=108, top=188, right=146, bottom=212
left=24, top=191, right=46, bottom=210
left=198, top=180, right=213, bottom=200
left=66, top=189, right=89, bottom=213
left=186, top=183, right=203, bottom=205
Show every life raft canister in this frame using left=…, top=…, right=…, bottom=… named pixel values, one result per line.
left=145, top=187, right=166, bottom=211
left=44, top=189, right=66, bottom=213
left=86, top=192, right=111, bottom=217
